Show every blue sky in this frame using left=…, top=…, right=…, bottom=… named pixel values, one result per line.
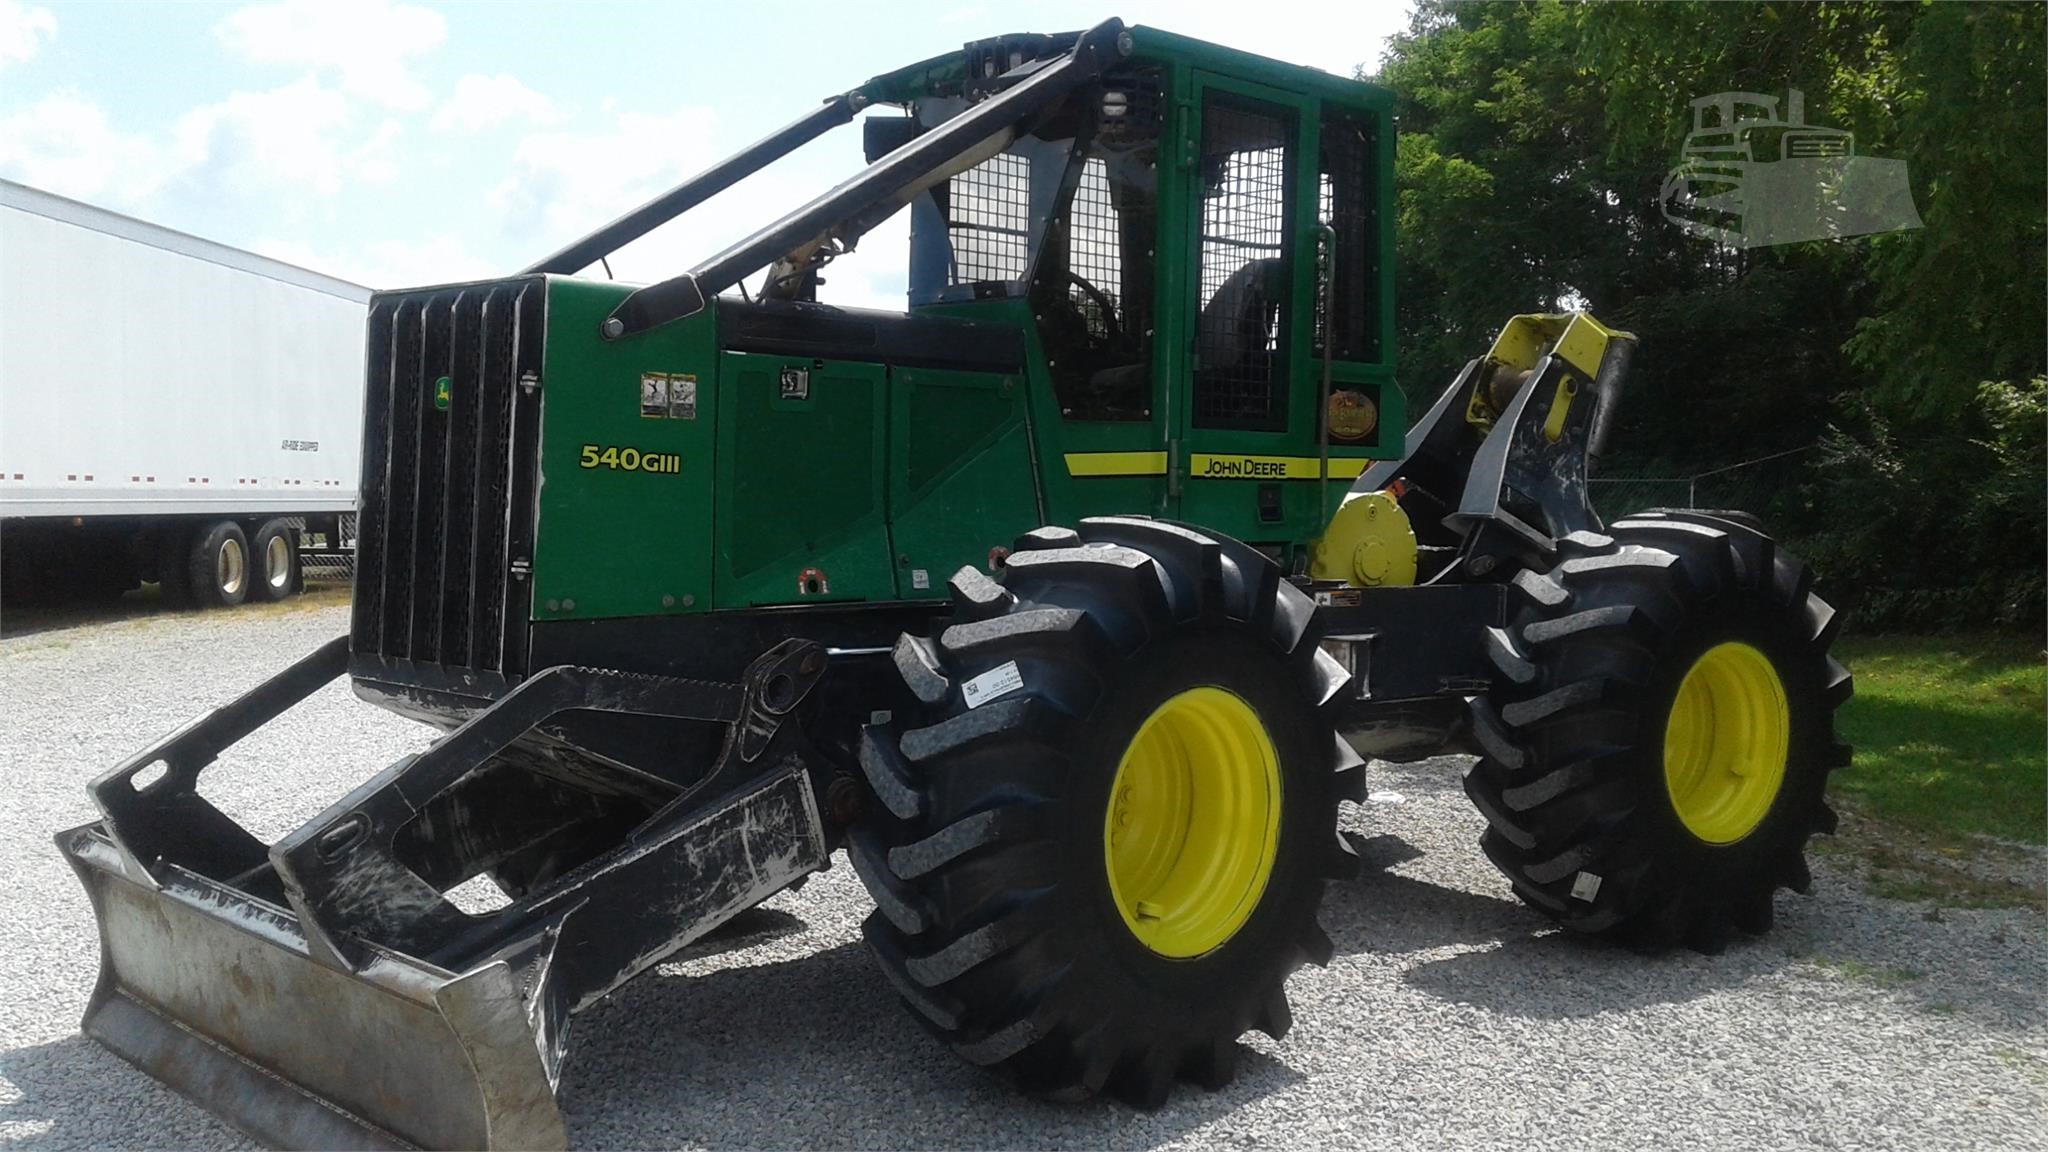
left=0, top=0, right=1410, bottom=305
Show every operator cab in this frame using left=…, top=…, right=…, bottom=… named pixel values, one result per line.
left=878, top=29, right=1397, bottom=544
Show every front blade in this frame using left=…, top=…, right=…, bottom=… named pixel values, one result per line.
left=59, top=824, right=565, bottom=1151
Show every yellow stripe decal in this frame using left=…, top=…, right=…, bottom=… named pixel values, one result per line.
left=1064, top=451, right=1168, bottom=477
left=1064, top=452, right=1371, bottom=480
left=1188, top=454, right=1369, bottom=480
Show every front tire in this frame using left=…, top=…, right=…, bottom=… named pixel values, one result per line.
left=852, top=518, right=1363, bottom=1107
left=1463, top=511, right=1851, bottom=952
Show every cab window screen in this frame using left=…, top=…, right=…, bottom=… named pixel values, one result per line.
left=1317, top=108, right=1378, bottom=363
left=945, top=153, right=1033, bottom=284
left=1035, top=71, right=1161, bottom=422
left=1193, top=93, right=1294, bottom=432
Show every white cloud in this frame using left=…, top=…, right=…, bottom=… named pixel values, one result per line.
left=432, top=74, right=563, bottom=134
left=0, top=0, right=54, bottom=68
left=257, top=233, right=496, bottom=291
left=216, top=0, right=446, bottom=110
left=350, top=118, right=405, bottom=186
left=1, top=78, right=395, bottom=221
left=0, top=92, right=171, bottom=205
left=487, top=104, right=722, bottom=250
left=2, top=2, right=431, bottom=246
left=172, top=77, right=356, bottom=199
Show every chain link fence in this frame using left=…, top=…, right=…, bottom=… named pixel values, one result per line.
left=1590, top=446, right=1813, bottom=524
left=298, top=513, right=357, bottom=587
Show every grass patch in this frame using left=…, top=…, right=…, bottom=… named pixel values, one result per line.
left=1833, top=631, right=2045, bottom=845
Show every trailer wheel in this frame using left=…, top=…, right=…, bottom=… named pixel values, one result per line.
left=187, top=521, right=251, bottom=609
left=1463, top=511, right=1851, bottom=952
left=251, top=519, right=298, bottom=602
left=853, top=518, right=1363, bottom=1107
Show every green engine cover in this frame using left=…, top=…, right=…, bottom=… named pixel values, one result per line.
left=530, top=281, right=1041, bottom=620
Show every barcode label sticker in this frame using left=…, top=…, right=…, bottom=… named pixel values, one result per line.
left=961, top=661, right=1024, bottom=709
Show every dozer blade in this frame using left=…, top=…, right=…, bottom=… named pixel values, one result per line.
left=56, top=635, right=833, bottom=1150
left=62, top=824, right=559, bottom=1150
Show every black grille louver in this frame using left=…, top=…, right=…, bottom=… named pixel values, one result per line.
left=352, top=278, right=544, bottom=683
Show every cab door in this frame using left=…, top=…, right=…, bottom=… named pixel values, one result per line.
left=1026, top=66, right=1175, bottom=524
left=1170, top=75, right=1321, bottom=544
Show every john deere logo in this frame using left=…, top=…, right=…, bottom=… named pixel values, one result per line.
left=434, top=376, right=452, bottom=410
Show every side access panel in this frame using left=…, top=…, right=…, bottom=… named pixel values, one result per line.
left=885, top=365, right=1040, bottom=597
left=713, top=352, right=895, bottom=607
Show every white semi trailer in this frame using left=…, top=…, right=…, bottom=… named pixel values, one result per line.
left=0, top=178, right=370, bottom=608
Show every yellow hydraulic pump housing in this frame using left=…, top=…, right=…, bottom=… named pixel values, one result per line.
left=1310, top=489, right=1417, bottom=587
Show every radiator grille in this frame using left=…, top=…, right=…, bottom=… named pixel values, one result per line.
left=351, top=278, right=543, bottom=678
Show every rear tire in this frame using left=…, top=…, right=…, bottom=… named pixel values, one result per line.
left=853, top=518, right=1364, bottom=1107
left=1463, top=511, right=1851, bottom=952
left=187, top=521, right=251, bottom=609
left=251, top=519, right=298, bottom=602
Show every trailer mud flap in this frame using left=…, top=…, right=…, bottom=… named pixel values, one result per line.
left=55, top=635, right=833, bottom=1150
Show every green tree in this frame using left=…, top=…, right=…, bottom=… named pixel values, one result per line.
left=1848, top=2, right=2047, bottom=416
left=1374, top=0, right=2046, bottom=629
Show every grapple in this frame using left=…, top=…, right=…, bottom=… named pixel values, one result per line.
left=57, top=635, right=833, bottom=1149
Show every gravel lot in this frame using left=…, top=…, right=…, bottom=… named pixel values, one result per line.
left=3, top=601, right=2043, bottom=1150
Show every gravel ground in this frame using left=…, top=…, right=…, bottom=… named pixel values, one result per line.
left=2, top=602, right=2043, bottom=1150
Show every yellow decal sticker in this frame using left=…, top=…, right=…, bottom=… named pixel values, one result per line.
left=1063, top=451, right=1169, bottom=477
left=1062, top=452, right=1368, bottom=480
left=578, top=444, right=682, bottom=473
left=1189, top=454, right=1369, bottom=480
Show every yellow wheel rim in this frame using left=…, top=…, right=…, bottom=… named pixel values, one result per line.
left=1104, top=687, right=1281, bottom=958
left=1662, top=641, right=1791, bottom=844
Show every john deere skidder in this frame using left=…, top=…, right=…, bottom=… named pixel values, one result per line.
left=57, top=20, right=1851, bottom=1149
